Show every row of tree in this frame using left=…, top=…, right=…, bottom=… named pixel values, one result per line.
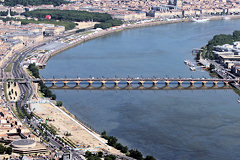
left=0, top=144, right=12, bottom=155
left=85, top=151, right=116, bottom=160
left=2, top=0, right=68, bottom=7
left=28, top=63, right=56, bottom=100
left=0, top=11, right=18, bottom=16
left=101, top=131, right=156, bottom=160
left=94, top=19, right=123, bottom=29
left=21, top=9, right=123, bottom=29
left=22, top=9, right=113, bottom=22
left=205, top=30, right=240, bottom=59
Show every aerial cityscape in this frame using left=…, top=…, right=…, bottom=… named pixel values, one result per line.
left=1, top=0, right=240, bottom=159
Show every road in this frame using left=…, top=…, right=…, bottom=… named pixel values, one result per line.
left=2, top=35, right=86, bottom=159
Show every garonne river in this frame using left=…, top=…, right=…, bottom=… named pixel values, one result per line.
left=41, top=19, right=240, bottom=160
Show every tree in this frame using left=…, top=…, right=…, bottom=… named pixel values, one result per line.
left=0, top=144, right=5, bottom=154
left=233, top=30, right=240, bottom=41
left=101, top=130, right=107, bottom=138
left=116, top=143, right=128, bottom=153
left=56, top=101, right=63, bottom=106
left=210, top=64, right=215, bottom=70
left=51, top=94, right=56, bottom=100
left=85, top=151, right=92, bottom=158
left=104, top=155, right=116, bottom=160
left=107, top=136, right=118, bottom=147
left=2, top=0, right=69, bottom=6
left=196, top=52, right=200, bottom=60
left=5, top=147, right=12, bottom=155
left=144, top=155, right=156, bottom=160
left=207, top=34, right=233, bottom=53
left=97, top=152, right=103, bottom=158
left=129, top=149, right=143, bottom=160
left=22, top=9, right=112, bottom=22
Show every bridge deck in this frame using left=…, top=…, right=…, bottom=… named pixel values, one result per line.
left=37, top=78, right=239, bottom=82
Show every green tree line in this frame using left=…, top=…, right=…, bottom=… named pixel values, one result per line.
left=101, top=131, right=156, bottom=160
left=2, top=0, right=68, bottom=7
left=22, top=9, right=112, bottom=22
left=94, top=19, right=123, bottom=29
left=21, top=9, right=123, bottom=29
left=0, top=144, right=12, bottom=155
left=205, top=30, right=240, bottom=59
left=85, top=151, right=117, bottom=160
left=28, top=63, right=56, bottom=100
left=0, top=11, right=18, bottom=16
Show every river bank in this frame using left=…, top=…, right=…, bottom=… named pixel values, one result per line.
left=41, top=14, right=240, bottom=66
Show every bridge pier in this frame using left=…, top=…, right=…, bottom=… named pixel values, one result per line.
left=202, top=81, right=207, bottom=87
left=138, top=81, right=145, bottom=86
left=127, top=81, right=132, bottom=86
left=74, top=81, right=81, bottom=87
left=190, top=81, right=196, bottom=87
left=51, top=81, right=57, bottom=87
left=177, top=81, right=183, bottom=87
left=101, top=80, right=107, bottom=87
left=223, top=81, right=229, bottom=86
left=114, top=81, right=120, bottom=86
left=165, top=81, right=171, bottom=86
left=152, top=81, right=158, bottom=87
left=62, top=81, right=69, bottom=87
left=213, top=81, right=218, bottom=87
left=87, top=80, right=94, bottom=87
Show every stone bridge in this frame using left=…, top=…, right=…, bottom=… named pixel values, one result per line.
left=28, top=77, right=239, bottom=90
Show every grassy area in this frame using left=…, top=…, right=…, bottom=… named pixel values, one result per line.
left=26, top=69, right=34, bottom=78
left=10, top=106, right=22, bottom=120
left=4, top=63, right=13, bottom=72
left=38, top=86, right=44, bottom=98
left=3, top=83, right=8, bottom=101
left=12, top=54, right=19, bottom=62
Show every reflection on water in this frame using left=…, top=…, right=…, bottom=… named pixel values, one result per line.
left=41, top=19, right=240, bottom=160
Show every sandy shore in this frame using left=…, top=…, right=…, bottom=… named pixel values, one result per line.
left=31, top=102, right=121, bottom=154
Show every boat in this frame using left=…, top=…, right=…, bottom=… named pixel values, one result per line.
left=190, top=66, right=196, bottom=71
left=184, top=60, right=194, bottom=66
left=238, top=99, right=240, bottom=103
left=191, top=18, right=209, bottom=23
left=184, top=60, right=189, bottom=64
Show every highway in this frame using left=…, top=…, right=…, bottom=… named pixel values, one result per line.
left=2, top=34, right=86, bottom=159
